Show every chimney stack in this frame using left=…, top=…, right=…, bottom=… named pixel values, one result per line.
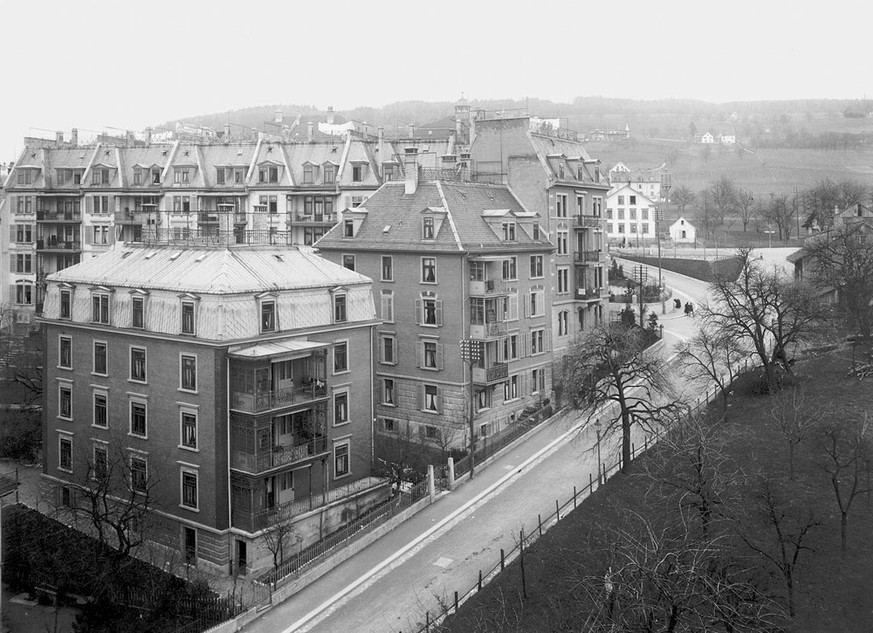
left=327, top=106, right=335, bottom=125
left=224, top=123, right=231, bottom=141
left=145, top=127, right=153, bottom=145
left=404, top=146, right=419, bottom=194
left=308, top=121, right=315, bottom=142
left=55, top=131, right=64, bottom=144
left=71, top=128, right=78, bottom=146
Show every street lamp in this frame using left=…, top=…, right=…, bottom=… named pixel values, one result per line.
left=594, top=419, right=603, bottom=485
left=459, top=339, right=482, bottom=479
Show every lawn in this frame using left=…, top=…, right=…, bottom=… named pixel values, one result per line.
left=437, top=345, right=873, bottom=632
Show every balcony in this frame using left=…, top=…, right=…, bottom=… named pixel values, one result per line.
left=575, top=215, right=603, bottom=229
left=574, top=249, right=602, bottom=263
left=36, top=239, right=81, bottom=252
left=115, top=210, right=145, bottom=225
left=468, top=279, right=510, bottom=297
left=470, top=321, right=508, bottom=340
left=576, top=286, right=606, bottom=301
left=473, top=363, right=508, bottom=385
left=36, top=211, right=81, bottom=223
left=231, top=435, right=328, bottom=475
left=294, top=213, right=336, bottom=225
left=198, top=213, right=220, bottom=224
left=231, top=381, right=328, bottom=414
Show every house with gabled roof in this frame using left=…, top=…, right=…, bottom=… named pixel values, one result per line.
left=40, top=242, right=384, bottom=575
left=316, top=151, right=555, bottom=452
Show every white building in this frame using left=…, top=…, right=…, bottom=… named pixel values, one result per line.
left=669, top=217, right=696, bottom=243
left=605, top=184, right=657, bottom=244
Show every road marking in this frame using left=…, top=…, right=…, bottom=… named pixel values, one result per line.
left=276, top=406, right=602, bottom=633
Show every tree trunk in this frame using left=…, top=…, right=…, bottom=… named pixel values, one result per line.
left=789, top=442, right=795, bottom=481
left=841, top=511, right=848, bottom=558
left=621, top=410, right=632, bottom=474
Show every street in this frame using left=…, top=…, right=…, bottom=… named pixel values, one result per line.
left=243, top=270, right=713, bottom=633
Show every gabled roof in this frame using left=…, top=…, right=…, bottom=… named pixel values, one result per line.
left=47, top=244, right=370, bottom=295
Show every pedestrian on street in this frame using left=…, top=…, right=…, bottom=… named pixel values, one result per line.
left=684, top=302, right=692, bottom=317
left=674, top=298, right=682, bottom=309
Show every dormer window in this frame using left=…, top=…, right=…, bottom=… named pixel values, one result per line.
left=151, top=169, right=161, bottom=184
left=343, top=220, right=354, bottom=237
left=258, top=166, right=279, bottom=183
left=234, top=169, right=245, bottom=184
left=133, top=169, right=142, bottom=185
left=334, top=294, right=347, bottom=323
left=261, top=299, right=276, bottom=332
left=91, top=168, right=110, bottom=185
left=352, top=164, right=365, bottom=182
left=216, top=168, right=226, bottom=184
left=303, top=164, right=316, bottom=184
left=56, top=169, right=66, bottom=184
left=533, top=224, right=541, bottom=240
left=174, top=169, right=190, bottom=184
left=74, top=172, right=82, bottom=185
left=17, top=169, right=34, bottom=185
left=502, top=221, right=516, bottom=241
left=422, top=217, right=435, bottom=240
left=323, top=164, right=336, bottom=184
left=558, top=164, right=565, bottom=179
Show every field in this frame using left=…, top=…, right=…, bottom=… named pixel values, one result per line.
left=438, top=346, right=873, bottom=632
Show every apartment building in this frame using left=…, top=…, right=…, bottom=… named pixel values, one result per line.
left=316, top=151, right=555, bottom=450
left=469, top=116, right=610, bottom=354
left=40, top=243, right=382, bottom=575
left=605, top=184, right=657, bottom=244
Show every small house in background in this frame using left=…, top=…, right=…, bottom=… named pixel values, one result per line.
left=669, top=217, right=696, bottom=243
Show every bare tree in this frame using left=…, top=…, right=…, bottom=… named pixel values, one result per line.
left=709, top=176, right=738, bottom=229
left=672, top=184, right=695, bottom=215
left=262, top=521, right=301, bottom=574
left=703, top=248, right=825, bottom=391
left=562, top=325, right=680, bottom=473
left=735, top=188, right=757, bottom=233
left=740, top=482, right=819, bottom=618
left=768, top=383, right=824, bottom=481
left=675, top=319, right=747, bottom=413
left=802, top=222, right=873, bottom=339
left=819, top=415, right=871, bottom=557
left=803, top=178, right=868, bottom=229
left=761, top=193, right=796, bottom=241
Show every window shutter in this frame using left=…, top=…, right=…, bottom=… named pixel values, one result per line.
left=545, top=329, right=552, bottom=352
left=9, top=225, right=15, bottom=242
left=436, top=343, right=444, bottom=370
left=417, top=343, right=424, bottom=369
left=417, top=385, right=424, bottom=411
left=435, top=387, right=440, bottom=413
left=9, top=255, right=15, bottom=273
left=414, top=299, right=421, bottom=325
left=523, top=294, right=530, bottom=318
left=84, top=232, right=92, bottom=245
left=86, top=196, right=93, bottom=214
left=435, top=301, right=443, bottom=326
left=523, top=333, right=530, bottom=357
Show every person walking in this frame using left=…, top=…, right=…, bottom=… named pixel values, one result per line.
left=684, top=302, right=692, bottom=317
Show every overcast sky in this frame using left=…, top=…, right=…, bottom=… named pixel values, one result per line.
left=2, top=0, right=867, bottom=159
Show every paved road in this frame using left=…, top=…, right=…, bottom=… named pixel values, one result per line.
left=244, top=273, right=714, bottom=633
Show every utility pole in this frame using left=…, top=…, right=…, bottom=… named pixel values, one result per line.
left=634, top=264, right=648, bottom=328
left=459, top=339, right=482, bottom=479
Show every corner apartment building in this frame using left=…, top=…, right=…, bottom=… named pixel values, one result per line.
left=469, top=117, right=610, bottom=354
left=40, top=243, right=382, bottom=575
left=316, top=151, right=555, bottom=448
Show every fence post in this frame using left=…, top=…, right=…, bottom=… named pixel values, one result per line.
left=478, top=569, right=483, bottom=591
left=589, top=473, right=593, bottom=491
left=426, top=611, right=430, bottom=633
left=454, top=591, right=459, bottom=614
left=501, top=548, right=505, bottom=571
left=427, top=465, right=435, bottom=502
left=632, top=442, right=635, bottom=458
left=538, top=514, right=542, bottom=537
left=555, top=499, right=560, bottom=519
left=573, top=485, right=577, bottom=509
left=447, top=457, right=455, bottom=490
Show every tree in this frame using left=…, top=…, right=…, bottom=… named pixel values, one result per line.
left=769, top=382, right=825, bottom=481
left=703, top=248, right=825, bottom=391
left=672, top=184, right=695, bottom=215
left=803, top=222, right=873, bottom=339
left=761, top=193, right=795, bottom=241
left=675, top=319, right=747, bottom=413
left=819, top=415, right=871, bottom=557
left=262, top=521, right=301, bottom=575
left=803, top=179, right=868, bottom=230
left=562, top=325, right=680, bottom=473
left=735, top=188, right=757, bottom=233
left=709, top=176, right=738, bottom=229
left=698, top=191, right=723, bottom=240
left=740, top=482, right=819, bottom=618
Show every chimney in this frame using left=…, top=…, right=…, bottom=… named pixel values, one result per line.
left=55, top=131, right=64, bottom=144
left=408, top=123, right=415, bottom=139
left=404, top=147, right=419, bottom=194
left=308, top=121, right=314, bottom=142
left=327, top=106, right=335, bottom=125
left=224, top=123, right=231, bottom=141
left=274, top=109, right=283, bottom=124
left=71, top=128, right=78, bottom=146
left=145, top=127, right=153, bottom=145
left=126, top=130, right=135, bottom=145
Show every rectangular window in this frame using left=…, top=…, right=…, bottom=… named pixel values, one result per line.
left=334, top=342, right=348, bottom=373
left=557, top=231, right=568, bottom=255
left=261, top=300, right=276, bottom=332
left=181, top=301, right=195, bottom=334
left=59, top=436, right=73, bottom=472
left=423, top=340, right=439, bottom=369
left=16, top=224, right=33, bottom=243
left=216, top=168, right=225, bottom=185
left=59, top=385, right=72, bottom=420
left=59, top=336, right=72, bottom=369
left=130, top=456, right=147, bottom=493
left=130, top=402, right=147, bottom=437
left=424, top=385, right=439, bottom=412
left=421, top=258, right=437, bottom=283
left=94, top=393, right=108, bottom=428
left=323, top=165, right=335, bottom=184
left=576, top=195, right=585, bottom=215
left=529, top=289, right=544, bottom=317
left=558, top=267, right=569, bottom=294
left=181, top=412, right=197, bottom=449
left=422, top=217, right=434, bottom=239
left=504, top=375, right=519, bottom=401
left=502, top=222, right=516, bottom=241
left=94, top=444, right=108, bottom=480
left=381, top=291, right=394, bottom=322
left=502, top=257, right=517, bottom=280
left=381, top=335, right=395, bottom=364
left=132, top=296, right=144, bottom=329
left=334, top=443, right=350, bottom=477
left=504, top=334, right=518, bottom=361
left=334, top=392, right=349, bottom=425
left=342, top=255, right=356, bottom=271
left=421, top=298, right=441, bottom=326
left=181, top=470, right=198, bottom=509
left=529, top=255, right=543, bottom=278
left=334, top=295, right=347, bottom=323
left=343, top=220, right=354, bottom=237
left=556, top=194, right=568, bottom=217
left=352, top=164, right=363, bottom=182
left=15, top=284, right=32, bottom=305
left=92, top=294, right=110, bottom=324
left=381, top=256, right=393, bottom=281
left=383, top=378, right=395, bottom=405
left=181, top=355, right=197, bottom=391
left=530, top=329, right=545, bottom=355
left=130, top=347, right=146, bottom=382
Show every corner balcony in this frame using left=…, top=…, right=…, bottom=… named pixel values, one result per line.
left=231, top=435, right=328, bottom=475
left=574, top=249, right=602, bottom=263
left=36, top=239, right=81, bottom=253
left=575, top=215, right=603, bottom=229
left=468, top=279, right=510, bottom=297
left=575, top=286, right=607, bottom=301
left=231, top=382, right=327, bottom=414
left=473, top=362, right=508, bottom=385
left=470, top=321, right=508, bottom=340
left=36, top=211, right=82, bottom=223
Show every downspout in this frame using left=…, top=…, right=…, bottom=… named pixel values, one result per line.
left=226, top=354, right=233, bottom=569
